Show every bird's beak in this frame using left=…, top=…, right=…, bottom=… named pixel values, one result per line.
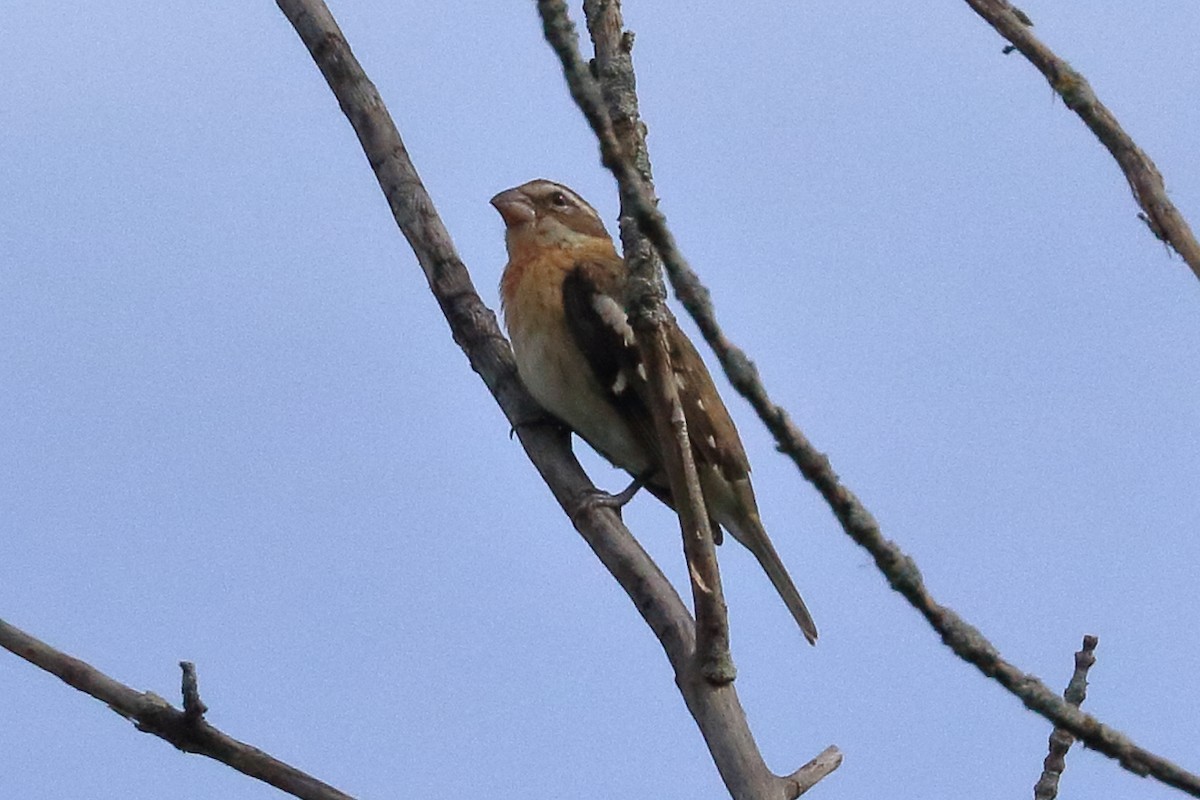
left=490, top=188, right=536, bottom=227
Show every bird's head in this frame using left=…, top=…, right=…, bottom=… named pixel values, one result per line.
left=491, top=179, right=612, bottom=258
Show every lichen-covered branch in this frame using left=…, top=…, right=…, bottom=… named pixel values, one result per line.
left=578, top=0, right=733, bottom=683
left=541, top=4, right=846, bottom=797
left=535, top=2, right=1200, bottom=796
left=964, top=0, right=1200, bottom=282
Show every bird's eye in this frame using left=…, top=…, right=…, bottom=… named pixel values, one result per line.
left=550, top=191, right=570, bottom=209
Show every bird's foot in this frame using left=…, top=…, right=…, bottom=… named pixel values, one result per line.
left=603, top=472, right=650, bottom=508
left=577, top=472, right=650, bottom=519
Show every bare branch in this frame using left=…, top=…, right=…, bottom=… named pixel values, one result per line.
left=1064, top=635, right=1099, bottom=707
left=1034, top=635, right=1100, bottom=800
left=579, top=0, right=733, bottom=683
left=273, top=0, right=694, bottom=664
left=637, top=317, right=737, bottom=683
left=535, top=2, right=1200, bottom=796
left=274, top=1, right=833, bottom=797
left=0, top=618, right=354, bottom=800
left=540, top=2, right=839, bottom=797
left=964, top=0, right=1200, bottom=281
left=786, top=746, right=844, bottom=798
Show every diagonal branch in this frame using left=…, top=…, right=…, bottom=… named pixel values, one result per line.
left=535, top=2, right=1200, bottom=797
left=963, top=0, right=1200, bottom=282
left=273, top=1, right=838, bottom=797
left=0, top=618, right=354, bottom=800
left=273, top=0, right=694, bottom=664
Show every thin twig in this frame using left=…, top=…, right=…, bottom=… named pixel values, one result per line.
left=273, top=1, right=836, bottom=797
left=636, top=317, right=737, bottom=683
left=1064, top=636, right=1099, bottom=707
left=179, top=660, right=208, bottom=722
left=576, top=0, right=733, bottom=684
left=535, top=2, right=1200, bottom=796
left=965, top=0, right=1200, bottom=281
left=0, top=619, right=354, bottom=800
left=1034, top=635, right=1100, bottom=800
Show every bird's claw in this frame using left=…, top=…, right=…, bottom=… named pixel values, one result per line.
left=578, top=472, right=649, bottom=516
left=508, top=410, right=565, bottom=440
left=609, top=472, right=650, bottom=508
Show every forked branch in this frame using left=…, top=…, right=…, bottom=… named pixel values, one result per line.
left=275, top=1, right=838, bottom=797
left=534, top=1, right=1200, bottom=797
left=0, top=618, right=354, bottom=800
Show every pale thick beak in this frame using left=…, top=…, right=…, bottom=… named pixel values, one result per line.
left=490, top=188, right=536, bottom=227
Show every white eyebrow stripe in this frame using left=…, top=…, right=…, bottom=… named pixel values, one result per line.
left=527, top=180, right=599, bottom=216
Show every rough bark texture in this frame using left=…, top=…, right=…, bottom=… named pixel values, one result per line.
left=281, top=1, right=839, bottom=798
left=964, top=0, right=1200, bottom=281
left=536, top=1, right=1200, bottom=797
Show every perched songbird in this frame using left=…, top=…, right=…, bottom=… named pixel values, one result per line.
left=492, top=179, right=817, bottom=644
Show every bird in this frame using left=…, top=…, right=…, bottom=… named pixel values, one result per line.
left=491, top=178, right=817, bottom=644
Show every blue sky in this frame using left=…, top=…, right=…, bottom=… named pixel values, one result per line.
left=2, top=2, right=1198, bottom=798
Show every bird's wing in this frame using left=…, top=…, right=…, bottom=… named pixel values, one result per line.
left=561, top=260, right=664, bottom=475
left=662, top=321, right=752, bottom=482
left=562, top=259, right=751, bottom=487
left=562, top=260, right=816, bottom=643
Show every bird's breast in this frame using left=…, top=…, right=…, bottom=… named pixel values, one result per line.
left=502, top=255, right=652, bottom=474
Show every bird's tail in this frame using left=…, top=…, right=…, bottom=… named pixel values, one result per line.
left=720, top=496, right=818, bottom=645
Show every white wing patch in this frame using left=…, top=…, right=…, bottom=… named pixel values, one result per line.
left=591, top=294, right=636, bottom=347
left=591, top=292, right=647, bottom=391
